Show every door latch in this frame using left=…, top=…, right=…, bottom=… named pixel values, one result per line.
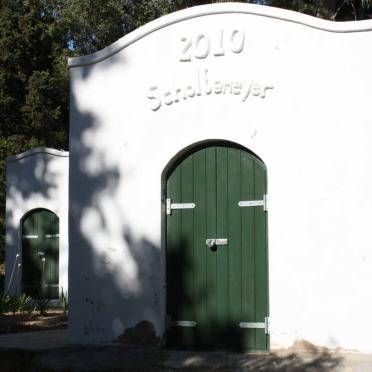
left=206, top=239, right=228, bottom=251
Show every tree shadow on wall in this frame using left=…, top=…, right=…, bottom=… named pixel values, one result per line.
left=5, top=152, right=61, bottom=295
left=68, top=88, right=165, bottom=343
left=68, top=64, right=342, bottom=372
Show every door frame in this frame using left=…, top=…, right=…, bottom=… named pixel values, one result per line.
left=20, top=208, right=60, bottom=299
left=161, top=139, right=269, bottom=350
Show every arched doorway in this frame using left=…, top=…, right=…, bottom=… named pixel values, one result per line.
left=165, top=141, right=269, bottom=351
left=21, top=209, right=59, bottom=299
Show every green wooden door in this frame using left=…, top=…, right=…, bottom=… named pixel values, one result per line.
left=22, top=209, right=59, bottom=299
left=166, top=146, right=268, bottom=351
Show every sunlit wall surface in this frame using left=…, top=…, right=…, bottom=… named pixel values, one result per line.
left=68, top=3, right=372, bottom=351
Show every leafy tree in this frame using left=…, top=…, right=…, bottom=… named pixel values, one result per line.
left=332, top=0, right=372, bottom=20
left=0, top=0, right=69, bottom=265
left=61, top=0, right=126, bottom=55
left=269, top=0, right=372, bottom=19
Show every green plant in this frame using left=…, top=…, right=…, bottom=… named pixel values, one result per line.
left=0, top=291, right=11, bottom=313
left=36, top=298, right=50, bottom=315
left=8, top=295, right=20, bottom=314
left=0, top=291, right=33, bottom=314
left=6, top=293, right=31, bottom=314
left=26, top=302, right=36, bottom=315
left=17, top=294, right=32, bottom=312
left=61, top=287, right=68, bottom=314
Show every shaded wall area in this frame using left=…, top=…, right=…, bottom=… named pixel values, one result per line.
left=68, top=67, right=164, bottom=342
left=5, top=149, right=69, bottom=298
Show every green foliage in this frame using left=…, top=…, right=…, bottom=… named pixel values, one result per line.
left=269, top=0, right=372, bottom=20
left=0, top=292, right=11, bottom=313
left=0, top=0, right=69, bottom=142
left=17, top=293, right=33, bottom=313
left=61, top=0, right=126, bottom=55
left=0, top=0, right=69, bottom=264
left=61, top=287, right=68, bottom=313
left=8, top=295, right=20, bottom=314
left=26, top=303, right=37, bottom=315
left=36, top=298, right=50, bottom=315
left=0, top=0, right=371, bottom=267
left=0, top=291, right=32, bottom=314
left=8, top=293, right=33, bottom=314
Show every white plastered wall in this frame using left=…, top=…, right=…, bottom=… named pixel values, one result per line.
left=5, top=148, right=69, bottom=300
left=68, top=4, right=372, bottom=351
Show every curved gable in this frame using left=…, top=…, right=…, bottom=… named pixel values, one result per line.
left=68, top=3, right=372, bottom=68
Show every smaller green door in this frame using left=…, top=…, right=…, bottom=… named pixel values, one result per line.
left=22, top=209, right=59, bottom=299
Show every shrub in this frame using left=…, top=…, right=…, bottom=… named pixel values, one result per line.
left=0, top=291, right=33, bottom=314
left=36, top=298, right=50, bottom=315
left=0, top=291, right=11, bottom=313
left=61, top=287, right=68, bottom=314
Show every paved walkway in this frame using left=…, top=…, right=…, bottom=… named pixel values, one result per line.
left=0, top=329, right=68, bottom=350
left=1, top=330, right=372, bottom=371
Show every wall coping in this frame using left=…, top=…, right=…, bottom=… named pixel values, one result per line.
left=6, top=148, right=69, bottom=163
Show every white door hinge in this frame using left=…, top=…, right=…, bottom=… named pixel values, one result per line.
left=238, top=194, right=268, bottom=211
left=166, top=198, right=196, bottom=215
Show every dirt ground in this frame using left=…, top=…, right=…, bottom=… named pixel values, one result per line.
left=0, top=310, right=67, bottom=334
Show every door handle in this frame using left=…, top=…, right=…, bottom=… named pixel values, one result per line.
left=206, top=239, right=228, bottom=251
left=38, top=251, right=45, bottom=257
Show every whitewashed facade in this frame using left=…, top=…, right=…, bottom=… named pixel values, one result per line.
left=67, top=4, right=372, bottom=351
left=5, top=148, right=69, bottom=300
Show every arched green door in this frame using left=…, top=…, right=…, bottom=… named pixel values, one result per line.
left=22, top=209, right=59, bottom=299
left=166, top=145, right=268, bottom=351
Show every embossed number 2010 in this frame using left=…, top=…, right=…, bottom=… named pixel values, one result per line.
left=179, top=30, right=245, bottom=62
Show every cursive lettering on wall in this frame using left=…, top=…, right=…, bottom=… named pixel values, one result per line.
left=147, top=69, right=273, bottom=111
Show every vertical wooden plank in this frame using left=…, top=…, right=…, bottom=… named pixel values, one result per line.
left=34, top=212, right=41, bottom=297
left=44, top=212, right=59, bottom=299
left=227, top=148, right=242, bottom=347
left=216, top=147, right=228, bottom=336
left=205, top=147, right=217, bottom=345
left=240, top=152, right=256, bottom=349
left=43, top=211, right=49, bottom=297
left=180, top=155, right=195, bottom=347
left=22, top=214, right=31, bottom=295
left=166, top=166, right=182, bottom=329
left=22, top=211, right=42, bottom=298
left=40, top=210, right=48, bottom=299
left=193, top=149, right=207, bottom=346
left=254, top=161, right=268, bottom=350
left=54, top=214, right=60, bottom=298
left=51, top=213, right=60, bottom=298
